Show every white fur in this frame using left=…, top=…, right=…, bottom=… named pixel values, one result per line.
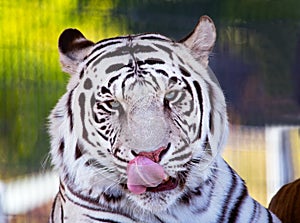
left=49, top=16, right=281, bottom=223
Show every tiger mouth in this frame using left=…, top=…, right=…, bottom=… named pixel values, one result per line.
left=146, top=176, right=178, bottom=193
left=126, top=145, right=180, bottom=194
left=122, top=176, right=178, bottom=193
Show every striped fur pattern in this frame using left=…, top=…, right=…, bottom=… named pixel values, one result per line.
left=49, top=16, right=281, bottom=222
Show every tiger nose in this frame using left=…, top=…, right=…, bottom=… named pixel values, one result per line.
left=127, top=113, right=168, bottom=151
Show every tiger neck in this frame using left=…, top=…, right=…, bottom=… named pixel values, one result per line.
left=56, top=158, right=241, bottom=222
left=53, top=180, right=135, bottom=222
left=59, top=180, right=125, bottom=210
left=57, top=180, right=168, bottom=222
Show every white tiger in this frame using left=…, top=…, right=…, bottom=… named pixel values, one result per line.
left=49, top=16, right=281, bottom=222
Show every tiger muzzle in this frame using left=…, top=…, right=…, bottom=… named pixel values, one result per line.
left=125, top=96, right=169, bottom=152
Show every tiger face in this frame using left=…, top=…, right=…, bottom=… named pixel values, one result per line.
left=50, top=16, right=228, bottom=213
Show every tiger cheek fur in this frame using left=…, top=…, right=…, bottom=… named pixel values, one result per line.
left=49, top=16, right=281, bottom=222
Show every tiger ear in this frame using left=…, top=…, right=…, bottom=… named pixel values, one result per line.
left=58, top=29, right=94, bottom=75
left=181, top=16, right=216, bottom=67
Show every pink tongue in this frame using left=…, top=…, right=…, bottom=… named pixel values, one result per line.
left=127, top=156, right=168, bottom=194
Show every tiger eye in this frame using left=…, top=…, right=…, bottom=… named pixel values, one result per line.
left=165, top=91, right=176, bottom=101
left=109, top=100, right=121, bottom=109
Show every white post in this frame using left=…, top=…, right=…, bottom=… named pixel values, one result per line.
left=2, top=171, right=59, bottom=215
left=0, top=181, right=7, bottom=223
left=265, top=126, right=294, bottom=203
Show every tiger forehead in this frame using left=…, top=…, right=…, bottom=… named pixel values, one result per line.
left=79, top=35, right=193, bottom=100
left=85, top=36, right=180, bottom=73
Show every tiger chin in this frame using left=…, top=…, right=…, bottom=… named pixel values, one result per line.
left=49, top=16, right=281, bottom=223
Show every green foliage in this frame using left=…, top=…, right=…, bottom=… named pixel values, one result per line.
left=0, top=0, right=126, bottom=178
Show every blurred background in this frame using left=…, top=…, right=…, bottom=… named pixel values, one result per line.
left=0, top=0, right=300, bottom=222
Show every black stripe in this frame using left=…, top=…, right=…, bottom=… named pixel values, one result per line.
left=58, top=190, right=66, bottom=203
left=79, top=93, right=96, bottom=146
left=84, top=214, right=122, bottom=223
left=101, top=86, right=111, bottom=95
left=59, top=182, right=66, bottom=202
left=217, top=165, right=238, bottom=223
left=97, top=149, right=106, bottom=157
left=85, top=53, right=103, bottom=68
left=156, top=69, right=169, bottom=77
left=179, top=65, right=191, bottom=77
left=60, top=203, right=64, bottom=223
left=182, top=77, right=194, bottom=100
left=102, top=192, right=123, bottom=203
left=169, top=76, right=178, bottom=85
left=173, top=118, right=182, bottom=129
left=79, top=69, right=84, bottom=79
left=121, top=73, right=135, bottom=97
left=113, top=148, right=130, bottom=164
left=67, top=88, right=76, bottom=131
left=110, top=131, right=118, bottom=146
left=93, top=113, right=102, bottom=124
left=171, top=144, right=188, bottom=156
left=85, top=159, right=108, bottom=170
left=228, top=185, right=248, bottom=222
left=96, top=130, right=109, bottom=141
left=91, top=39, right=123, bottom=55
left=91, top=45, right=157, bottom=69
left=114, top=163, right=127, bottom=171
left=143, top=58, right=165, bottom=65
left=64, top=184, right=135, bottom=221
left=75, top=143, right=83, bottom=160
left=154, top=43, right=173, bottom=59
left=105, top=63, right=126, bottom=74
left=180, top=78, right=195, bottom=117
left=108, top=74, right=121, bottom=87
left=145, top=75, right=160, bottom=91
left=86, top=37, right=162, bottom=70
left=189, top=174, right=217, bottom=214
left=193, top=81, right=203, bottom=138
left=177, top=56, right=185, bottom=65
left=169, top=151, right=191, bottom=162
left=50, top=194, right=59, bottom=223
left=267, top=210, right=273, bottom=223
left=207, top=84, right=216, bottom=135
left=100, top=125, right=107, bottom=130
left=154, top=215, right=166, bottom=223
left=209, top=112, right=214, bottom=134
left=58, top=139, right=64, bottom=156
left=85, top=41, right=127, bottom=69
left=96, top=104, right=111, bottom=114
left=249, top=199, right=257, bottom=223
left=53, top=112, right=63, bottom=119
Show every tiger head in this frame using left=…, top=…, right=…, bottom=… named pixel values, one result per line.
left=50, top=16, right=228, bottom=213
